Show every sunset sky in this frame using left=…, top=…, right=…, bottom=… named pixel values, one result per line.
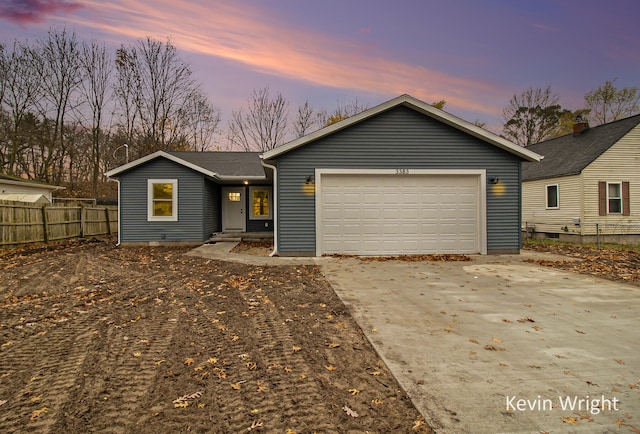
left=1, top=0, right=639, bottom=133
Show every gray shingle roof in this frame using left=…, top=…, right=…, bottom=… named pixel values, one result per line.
left=168, top=152, right=266, bottom=178
left=522, top=114, right=640, bottom=182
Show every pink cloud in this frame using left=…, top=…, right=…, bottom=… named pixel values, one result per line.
left=71, top=0, right=504, bottom=117
left=0, top=0, right=83, bottom=25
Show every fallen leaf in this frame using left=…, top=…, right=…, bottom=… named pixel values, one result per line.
left=197, top=403, right=205, bottom=408
left=469, top=339, right=479, bottom=344
left=484, top=344, right=505, bottom=351
left=532, top=325, right=543, bottom=331
left=575, top=329, right=586, bottom=334
left=30, top=396, right=42, bottom=403
left=30, top=408, right=48, bottom=420
left=492, top=338, right=503, bottom=343
left=230, top=383, right=241, bottom=390
left=499, top=362, right=509, bottom=367
left=529, top=365, right=541, bottom=369
left=173, top=401, right=189, bottom=408
left=231, top=335, right=239, bottom=341
left=412, top=418, right=427, bottom=431
left=247, top=421, right=264, bottom=431
left=614, top=359, right=625, bottom=365
left=369, top=371, right=381, bottom=376
left=325, top=365, right=336, bottom=371
left=292, top=346, right=302, bottom=352
left=371, top=328, right=378, bottom=332
left=133, top=352, right=142, bottom=357
left=342, top=405, right=358, bottom=418
left=256, top=381, right=267, bottom=392
left=555, top=354, right=567, bottom=359
left=561, top=416, right=578, bottom=425
left=517, top=317, right=535, bottom=323
left=348, top=388, right=360, bottom=395
left=371, top=398, right=384, bottom=405
left=184, top=357, right=195, bottom=366
left=327, top=342, right=340, bottom=348
left=207, top=357, right=218, bottom=364
left=154, top=360, right=165, bottom=366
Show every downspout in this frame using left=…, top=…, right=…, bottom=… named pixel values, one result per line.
left=115, top=178, right=121, bottom=246
left=260, top=159, right=278, bottom=256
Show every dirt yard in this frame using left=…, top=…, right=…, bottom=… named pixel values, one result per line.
left=0, top=237, right=430, bottom=433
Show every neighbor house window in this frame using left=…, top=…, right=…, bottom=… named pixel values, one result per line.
left=148, top=179, right=178, bottom=221
left=249, top=187, right=271, bottom=220
left=607, top=182, right=622, bottom=214
left=546, top=184, right=559, bottom=209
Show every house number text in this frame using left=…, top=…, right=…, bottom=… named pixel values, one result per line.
left=395, top=168, right=410, bottom=175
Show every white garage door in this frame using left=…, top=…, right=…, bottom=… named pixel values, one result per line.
left=318, top=173, right=482, bottom=255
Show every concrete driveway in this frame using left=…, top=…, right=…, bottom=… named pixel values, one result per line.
left=318, top=252, right=640, bottom=434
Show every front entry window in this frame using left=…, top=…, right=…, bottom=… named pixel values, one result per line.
left=228, top=192, right=241, bottom=202
left=250, top=187, right=271, bottom=219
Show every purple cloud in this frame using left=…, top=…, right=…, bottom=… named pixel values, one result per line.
left=0, top=0, right=83, bottom=25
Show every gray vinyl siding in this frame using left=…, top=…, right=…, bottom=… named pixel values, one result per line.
left=274, top=105, right=523, bottom=254
left=119, top=159, right=206, bottom=242
left=203, top=179, right=219, bottom=238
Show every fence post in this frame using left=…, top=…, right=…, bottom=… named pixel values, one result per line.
left=596, top=223, right=600, bottom=250
left=80, top=205, right=85, bottom=238
left=41, top=205, right=49, bottom=243
left=105, top=207, right=111, bottom=235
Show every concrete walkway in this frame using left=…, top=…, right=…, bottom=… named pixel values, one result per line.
left=186, top=242, right=316, bottom=266
left=187, top=244, right=640, bottom=433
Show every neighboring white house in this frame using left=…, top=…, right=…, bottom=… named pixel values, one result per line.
left=522, top=114, right=640, bottom=244
left=0, top=174, right=65, bottom=203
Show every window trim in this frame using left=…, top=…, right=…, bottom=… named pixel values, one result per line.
left=147, top=179, right=178, bottom=222
left=249, top=186, right=272, bottom=220
left=607, top=181, right=622, bottom=214
left=545, top=184, right=559, bottom=209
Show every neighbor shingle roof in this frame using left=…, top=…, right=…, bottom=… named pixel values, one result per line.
left=522, top=114, right=640, bottom=182
left=168, top=152, right=265, bottom=177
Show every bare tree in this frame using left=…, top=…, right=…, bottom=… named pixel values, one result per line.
left=227, top=87, right=289, bottom=151
left=34, top=28, right=82, bottom=184
left=321, top=98, right=368, bottom=126
left=182, top=90, right=221, bottom=151
left=79, top=40, right=113, bottom=196
left=501, top=86, right=564, bottom=146
left=585, top=79, right=640, bottom=125
left=0, top=40, right=42, bottom=176
left=113, top=46, right=139, bottom=147
left=293, top=100, right=325, bottom=138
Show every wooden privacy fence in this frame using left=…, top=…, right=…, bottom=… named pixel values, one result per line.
left=0, top=200, right=118, bottom=246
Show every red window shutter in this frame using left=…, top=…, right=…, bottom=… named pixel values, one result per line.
left=622, top=181, right=630, bottom=216
left=598, top=182, right=607, bottom=216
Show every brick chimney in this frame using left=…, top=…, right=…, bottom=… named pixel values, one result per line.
left=573, top=116, right=589, bottom=136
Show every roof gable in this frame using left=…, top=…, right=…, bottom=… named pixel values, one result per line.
left=522, top=114, right=640, bottom=182
left=105, top=151, right=267, bottom=180
left=262, top=94, right=542, bottom=162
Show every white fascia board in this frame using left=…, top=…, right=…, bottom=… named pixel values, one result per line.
left=105, top=150, right=218, bottom=179
left=0, top=178, right=65, bottom=191
left=262, top=94, right=543, bottom=163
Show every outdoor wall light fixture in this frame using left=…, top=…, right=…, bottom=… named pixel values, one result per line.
left=305, top=176, right=314, bottom=184
left=488, top=177, right=500, bottom=184
left=243, top=180, right=249, bottom=185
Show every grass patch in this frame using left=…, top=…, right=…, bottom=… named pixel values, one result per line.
left=523, top=238, right=640, bottom=253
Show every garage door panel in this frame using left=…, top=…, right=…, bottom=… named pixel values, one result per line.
left=319, top=173, right=481, bottom=255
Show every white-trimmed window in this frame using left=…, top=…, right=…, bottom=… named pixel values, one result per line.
left=148, top=179, right=178, bottom=221
left=249, top=186, right=271, bottom=220
left=607, top=182, right=622, bottom=214
left=545, top=184, right=559, bottom=209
